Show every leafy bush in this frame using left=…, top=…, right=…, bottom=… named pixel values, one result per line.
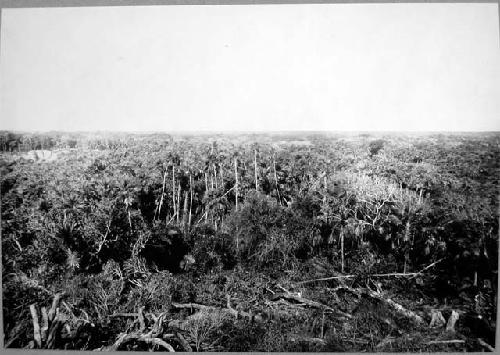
left=190, top=231, right=237, bottom=273
left=226, top=191, right=317, bottom=269
left=170, top=275, right=197, bottom=303
left=63, top=261, right=125, bottom=320
left=226, top=191, right=285, bottom=262
left=369, top=139, right=385, bottom=157
left=138, top=224, right=190, bottom=272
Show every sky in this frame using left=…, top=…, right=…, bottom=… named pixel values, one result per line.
left=0, top=3, right=499, bottom=132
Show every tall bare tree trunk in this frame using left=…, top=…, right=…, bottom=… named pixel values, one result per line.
left=254, top=149, right=258, bottom=191
left=156, top=169, right=167, bottom=221
left=214, top=164, right=218, bottom=190
left=340, top=228, right=345, bottom=273
left=177, top=183, right=181, bottom=224
left=273, top=154, right=281, bottom=205
left=234, top=158, right=239, bottom=211
left=172, top=166, right=176, bottom=220
left=182, top=191, right=189, bottom=233
left=322, top=173, right=328, bottom=224
left=403, top=220, right=411, bottom=273
left=204, top=172, right=208, bottom=222
left=188, top=174, right=193, bottom=228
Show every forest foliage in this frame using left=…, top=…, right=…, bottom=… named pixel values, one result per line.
left=1, top=131, right=498, bottom=351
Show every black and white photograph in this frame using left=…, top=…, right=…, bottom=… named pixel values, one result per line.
left=0, top=1, right=499, bottom=352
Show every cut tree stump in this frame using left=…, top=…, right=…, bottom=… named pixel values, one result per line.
left=429, top=310, right=446, bottom=328
left=446, top=310, right=459, bottom=332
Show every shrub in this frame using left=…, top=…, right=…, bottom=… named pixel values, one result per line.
left=291, top=192, right=322, bottom=219
left=226, top=191, right=285, bottom=262
left=226, top=191, right=317, bottom=269
left=369, top=139, right=385, bottom=157
left=170, top=276, right=197, bottom=303
left=184, top=309, right=232, bottom=351
left=138, top=224, right=190, bottom=272
left=121, top=270, right=174, bottom=313
left=2, top=274, right=50, bottom=348
left=64, top=261, right=125, bottom=320
left=190, top=231, right=237, bottom=274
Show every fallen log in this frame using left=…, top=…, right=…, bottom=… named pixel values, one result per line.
left=332, top=286, right=424, bottom=325
left=297, top=272, right=427, bottom=285
left=271, top=285, right=352, bottom=319
left=269, top=285, right=353, bottom=319
left=271, top=293, right=352, bottom=319
left=272, top=293, right=327, bottom=308
left=109, top=313, right=139, bottom=318
left=427, top=339, right=465, bottom=345
left=363, top=289, right=424, bottom=325
left=290, top=336, right=326, bottom=344
left=342, top=338, right=370, bottom=344
left=477, top=338, right=495, bottom=352
left=297, top=259, right=445, bottom=285
left=171, top=302, right=213, bottom=312
left=171, top=298, right=260, bottom=322
left=175, top=332, right=193, bottom=352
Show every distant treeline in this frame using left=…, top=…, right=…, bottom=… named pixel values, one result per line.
left=0, top=131, right=173, bottom=152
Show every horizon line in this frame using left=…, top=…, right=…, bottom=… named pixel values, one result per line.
left=2, top=129, right=500, bottom=135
